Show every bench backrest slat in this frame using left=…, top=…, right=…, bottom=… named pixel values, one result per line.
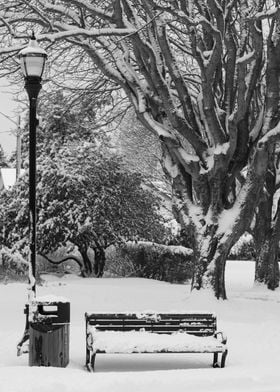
left=87, top=313, right=214, bottom=318
left=86, top=312, right=217, bottom=337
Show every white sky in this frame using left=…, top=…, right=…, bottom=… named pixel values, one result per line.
left=0, top=81, right=20, bottom=156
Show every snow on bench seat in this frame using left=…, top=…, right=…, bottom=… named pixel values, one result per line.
left=89, top=328, right=226, bottom=354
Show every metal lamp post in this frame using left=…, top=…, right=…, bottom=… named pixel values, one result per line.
left=17, top=35, right=70, bottom=367
left=18, top=33, right=47, bottom=297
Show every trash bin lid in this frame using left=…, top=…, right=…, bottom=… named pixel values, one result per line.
left=30, top=301, right=70, bottom=324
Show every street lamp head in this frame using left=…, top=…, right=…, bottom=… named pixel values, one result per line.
left=18, top=33, right=47, bottom=79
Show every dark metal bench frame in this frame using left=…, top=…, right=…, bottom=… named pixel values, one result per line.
left=85, top=312, right=228, bottom=371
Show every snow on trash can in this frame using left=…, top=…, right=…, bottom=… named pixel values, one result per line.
left=28, top=298, right=70, bottom=367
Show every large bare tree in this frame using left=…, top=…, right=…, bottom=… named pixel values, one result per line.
left=0, top=0, right=279, bottom=298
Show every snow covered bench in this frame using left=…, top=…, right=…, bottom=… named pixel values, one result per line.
left=85, top=311, right=228, bottom=371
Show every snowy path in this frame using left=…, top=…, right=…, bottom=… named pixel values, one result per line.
left=0, top=260, right=280, bottom=392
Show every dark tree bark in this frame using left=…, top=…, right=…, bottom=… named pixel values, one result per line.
left=78, top=245, right=93, bottom=276
left=41, top=254, right=83, bottom=269
left=255, top=237, right=280, bottom=290
left=254, top=187, right=280, bottom=290
left=93, top=247, right=106, bottom=277
left=42, top=246, right=105, bottom=278
left=41, top=253, right=86, bottom=276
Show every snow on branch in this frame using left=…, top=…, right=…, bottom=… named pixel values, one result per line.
left=249, top=107, right=264, bottom=142
left=236, top=51, right=256, bottom=65
left=200, top=143, right=229, bottom=174
left=79, top=41, right=126, bottom=85
left=36, top=0, right=79, bottom=24
left=53, top=0, right=113, bottom=21
left=163, top=152, right=179, bottom=179
left=217, top=198, right=243, bottom=236
left=258, top=120, right=280, bottom=149
left=174, top=148, right=200, bottom=177
left=141, top=112, right=178, bottom=141
left=0, top=45, right=24, bottom=55
left=254, top=7, right=279, bottom=21
left=40, top=25, right=135, bottom=42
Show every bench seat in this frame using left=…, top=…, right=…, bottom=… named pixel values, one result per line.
left=88, top=328, right=226, bottom=354
left=85, top=311, right=228, bottom=371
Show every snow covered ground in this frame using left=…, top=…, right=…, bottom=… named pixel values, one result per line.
left=1, top=260, right=280, bottom=392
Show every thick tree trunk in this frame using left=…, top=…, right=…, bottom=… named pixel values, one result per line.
left=93, top=247, right=106, bottom=277
left=255, top=236, right=279, bottom=290
left=191, top=239, right=228, bottom=300
left=213, top=254, right=227, bottom=300
left=254, top=169, right=280, bottom=290
left=78, top=246, right=93, bottom=276
left=254, top=200, right=280, bottom=290
left=174, top=142, right=269, bottom=299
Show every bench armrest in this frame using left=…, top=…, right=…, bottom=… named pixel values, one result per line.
left=214, top=331, right=227, bottom=344
left=87, top=331, right=94, bottom=348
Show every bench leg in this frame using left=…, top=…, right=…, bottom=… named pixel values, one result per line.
left=221, top=349, right=228, bottom=368
left=91, top=353, right=96, bottom=371
left=86, top=347, right=90, bottom=371
left=86, top=349, right=97, bottom=372
left=213, top=352, right=219, bottom=368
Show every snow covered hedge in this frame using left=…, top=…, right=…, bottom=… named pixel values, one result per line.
left=106, top=241, right=193, bottom=283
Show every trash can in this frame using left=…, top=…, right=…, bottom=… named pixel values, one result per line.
left=28, top=300, right=70, bottom=367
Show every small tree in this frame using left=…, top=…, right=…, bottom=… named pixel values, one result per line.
left=0, top=143, right=166, bottom=276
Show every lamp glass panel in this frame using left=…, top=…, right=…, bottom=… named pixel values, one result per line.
left=24, top=55, right=45, bottom=77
